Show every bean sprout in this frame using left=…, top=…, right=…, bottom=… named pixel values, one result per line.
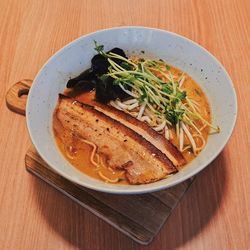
left=181, top=122, right=197, bottom=154
left=154, top=120, right=167, bottom=132
left=137, top=102, right=146, bottom=120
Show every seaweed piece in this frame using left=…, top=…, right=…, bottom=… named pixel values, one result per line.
left=66, top=69, right=95, bottom=88
left=108, top=48, right=127, bottom=60
left=95, top=76, right=130, bottom=103
left=66, top=45, right=131, bottom=103
left=91, top=54, right=110, bottom=75
left=91, top=47, right=127, bottom=76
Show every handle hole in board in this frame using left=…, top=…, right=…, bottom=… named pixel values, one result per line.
left=18, top=89, right=30, bottom=98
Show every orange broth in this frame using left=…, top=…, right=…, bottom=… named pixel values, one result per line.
left=53, top=65, right=211, bottom=184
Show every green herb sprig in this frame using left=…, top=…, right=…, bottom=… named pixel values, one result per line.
left=94, top=41, right=219, bottom=132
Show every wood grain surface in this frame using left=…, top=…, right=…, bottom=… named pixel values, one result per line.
left=25, top=146, right=193, bottom=245
left=5, top=79, right=32, bottom=115
left=0, top=0, right=249, bottom=249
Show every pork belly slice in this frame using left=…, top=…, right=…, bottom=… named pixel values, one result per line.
left=87, top=100, right=186, bottom=169
left=55, top=95, right=177, bottom=184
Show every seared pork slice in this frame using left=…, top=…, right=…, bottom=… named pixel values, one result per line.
left=55, top=95, right=177, bottom=184
left=87, top=100, right=186, bottom=169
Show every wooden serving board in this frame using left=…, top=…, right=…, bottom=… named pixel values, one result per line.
left=6, top=80, right=195, bottom=245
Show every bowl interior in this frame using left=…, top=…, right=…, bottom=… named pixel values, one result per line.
left=26, top=27, right=237, bottom=194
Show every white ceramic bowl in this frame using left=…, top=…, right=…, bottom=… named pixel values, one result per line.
left=26, top=27, right=237, bottom=194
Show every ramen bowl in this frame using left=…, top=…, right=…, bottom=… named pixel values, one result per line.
left=26, top=27, right=237, bottom=194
